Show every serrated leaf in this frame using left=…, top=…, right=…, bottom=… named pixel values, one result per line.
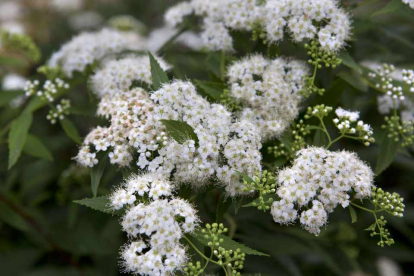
left=91, top=153, right=108, bottom=197
left=60, top=118, right=81, bottom=144
left=23, top=134, right=53, bottom=161
left=192, top=229, right=269, bottom=256
left=74, top=196, right=122, bottom=215
left=338, top=71, right=368, bottom=92
left=242, top=194, right=278, bottom=208
left=0, top=91, right=25, bottom=107
left=195, top=80, right=225, bottom=102
left=149, top=52, right=169, bottom=90
left=375, top=132, right=400, bottom=175
left=348, top=205, right=357, bottom=223
left=338, top=51, right=363, bottom=74
left=372, top=0, right=404, bottom=16
left=160, top=119, right=199, bottom=146
left=8, top=112, right=33, bottom=170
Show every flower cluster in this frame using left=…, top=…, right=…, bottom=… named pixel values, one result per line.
left=47, top=28, right=147, bottom=77
left=333, top=107, right=374, bottom=146
left=272, top=147, right=374, bottom=235
left=227, top=54, right=309, bottom=140
left=110, top=173, right=199, bottom=276
left=90, top=55, right=171, bottom=98
left=46, top=99, right=71, bottom=124
left=24, top=78, right=70, bottom=102
left=164, top=0, right=351, bottom=52
left=368, top=63, right=405, bottom=101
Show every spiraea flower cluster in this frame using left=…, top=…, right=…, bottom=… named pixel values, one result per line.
left=333, top=107, right=374, bottom=146
left=368, top=64, right=406, bottom=101
left=164, top=0, right=351, bottom=52
left=227, top=54, right=309, bottom=140
left=110, top=173, right=198, bottom=276
left=47, top=28, right=147, bottom=77
left=90, top=55, right=171, bottom=98
left=272, top=147, right=374, bottom=235
left=24, top=78, right=70, bottom=102
left=46, top=99, right=71, bottom=124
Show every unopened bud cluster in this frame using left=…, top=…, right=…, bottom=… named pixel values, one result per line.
left=382, top=115, right=414, bottom=147
left=268, top=120, right=310, bottom=160
left=402, top=69, right=414, bottom=92
left=303, top=41, right=342, bottom=97
left=371, top=187, right=405, bottom=217
left=24, top=78, right=70, bottom=102
left=243, top=171, right=276, bottom=211
left=368, top=215, right=394, bottom=247
left=46, top=99, right=71, bottom=124
left=305, top=104, right=333, bottom=119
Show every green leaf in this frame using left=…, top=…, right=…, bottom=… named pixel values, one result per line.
left=348, top=205, right=358, bottom=223
left=375, top=132, right=400, bottom=175
left=0, top=91, right=25, bottom=107
left=0, top=202, right=30, bottom=232
left=338, top=51, right=363, bottom=74
left=23, top=134, right=53, bottom=161
left=278, top=133, right=293, bottom=154
left=74, top=196, right=122, bottom=215
left=8, top=112, right=33, bottom=170
left=91, top=153, right=108, bottom=197
left=338, top=71, right=368, bottom=92
left=160, top=119, right=199, bottom=146
left=365, top=223, right=377, bottom=231
left=313, top=129, right=328, bottom=147
left=60, top=118, right=81, bottom=144
left=372, top=0, right=405, bottom=16
left=192, top=229, right=269, bottom=256
left=236, top=171, right=255, bottom=184
left=149, top=52, right=169, bottom=90
left=195, top=80, right=225, bottom=102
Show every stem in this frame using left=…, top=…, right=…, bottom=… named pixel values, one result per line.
left=317, top=116, right=332, bottom=147
left=326, top=133, right=345, bottom=149
left=183, top=235, right=220, bottom=266
left=350, top=202, right=375, bottom=213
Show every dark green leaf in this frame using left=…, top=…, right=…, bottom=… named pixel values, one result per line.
left=338, top=71, right=368, bottom=92
left=160, top=119, right=199, bottom=146
left=0, top=202, right=30, bottom=232
left=192, top=229, right=269, bottom=256
left=149, top=52, right=169, bottom=90
left=0, top=91, right=25, bottom=107
left=74, top=196, right=122, bottom=215
left=372, top=0, right=405, bottom=16
left=278, top=133, right=293, bottom=154
left=348, top=205, right=358, bottom=223
left=236, top=171, right=255, bottom=184
left=8, top=112, right=33, bottom=169
left=313, top=129, right=328, bottom=147
left=365, top=223, right=377, bottom=231
left=23, top=134, right=53, bottom=161
left=375, top=132, right=400, bottom=175
left=338, top=51, right=363, bottom=74
left=60, top=118, right=81, bottom=144
left=216, top=194, right=232, bottom=223
left=195, top=80, right=225, bottom=102
left=91, top=153, right=108, bottom=197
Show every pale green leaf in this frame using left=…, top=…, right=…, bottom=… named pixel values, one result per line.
left=91, top=153, right=108, bottom=197
left=23, top=134, right=53, bottom=161
left=149, top=52, right=169, bottom=90
left=8, top=112, right=33, bottom=169
left=195, top=80, right=225, bottom=102
left=348, top=205, right=358, bottom=223
left=160, top=119, right=199, bottom=146
left=375, top=132, right=400, bottom=175
left=60, top=118, right=81, bottom=144
left=74, top=196, right=122, bottom=215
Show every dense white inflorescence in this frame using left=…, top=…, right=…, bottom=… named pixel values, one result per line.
left=272, top=147, right=374, bottom=235
left=90, top=55, right=171, bottom=99
left=227, top=54, right=309, bottom=140
left=110, top=173, right=198, bottom=276
left=164, top=0, right=352, bottom=52
left=47, top=28, right=147, bottom=77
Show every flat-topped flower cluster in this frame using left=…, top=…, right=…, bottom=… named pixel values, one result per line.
left=272, top=147, right=374, bottom=235
left=110, top=173, right=198, bottom=276
left=165, top=0, right=352, bottom=52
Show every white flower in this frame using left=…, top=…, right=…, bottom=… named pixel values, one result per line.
left=165, top=2, right=193, bottom=27
left=48, top=28, right=147, bottom=77
left=272, top=147, right=374, bottom=235
left=335, top=107, right=360, bottom=122
left=227, top=54, right=309, bottom=140
left=110, top=173, right=199, bottom=276
left=402, top=0, right=414, bottom=9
